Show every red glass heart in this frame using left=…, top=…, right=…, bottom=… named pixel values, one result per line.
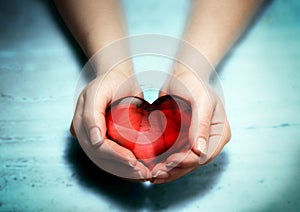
left=106, top=95, right=192, bottom=169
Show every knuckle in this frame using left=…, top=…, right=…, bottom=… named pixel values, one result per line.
left=198, top=119, right=211, bottom=134
left=82, top=113, right=96, bottom=127
left=73, top=112, right=83, bottom=121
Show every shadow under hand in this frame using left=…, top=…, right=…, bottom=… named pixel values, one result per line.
left=65, top=137, right=229, bottom=211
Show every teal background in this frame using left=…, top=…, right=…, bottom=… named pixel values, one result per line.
left=0, top=0, right=299, bottom=211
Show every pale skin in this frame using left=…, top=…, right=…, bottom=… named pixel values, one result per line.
left=54, top=0, right=262, bottom=183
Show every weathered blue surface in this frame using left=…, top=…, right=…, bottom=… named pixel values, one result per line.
left=0, top=0, right=299, bottom=211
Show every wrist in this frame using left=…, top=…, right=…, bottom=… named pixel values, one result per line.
left=110, top=61, right=135, bottom=78
left=171, top=62, right=213, bottom=83
left=91, top=58, right=134, bottom=78
left=172, top=40, right=216, bottom=83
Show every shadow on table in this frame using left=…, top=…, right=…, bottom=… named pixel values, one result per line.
left=64, top=136, right=229, bottom=211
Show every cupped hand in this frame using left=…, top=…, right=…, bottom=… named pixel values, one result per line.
left=71, top=67, right=151, bottom=181
left=151, top=68, right=231, bottom=184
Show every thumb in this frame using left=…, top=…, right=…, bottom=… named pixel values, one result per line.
left=82, top=87, right=108, bottom=146
left=190, top=98, right=214, bottom=156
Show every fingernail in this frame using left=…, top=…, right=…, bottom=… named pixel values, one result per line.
left=153, top=170, right=161, bottom=178
left=153, top=170, right=168, bottom=178
left=128, top=161, right=135, bottom=168
left=89, top=127, right=104, bottom=146
left=166, top=162, right=176, bottom=168
left=196, top=137, right=207, bottom=155
left=138, top=170, right=144, bottom=180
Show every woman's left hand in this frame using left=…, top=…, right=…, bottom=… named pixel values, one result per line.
left=150, top=69, right=231, bottom=184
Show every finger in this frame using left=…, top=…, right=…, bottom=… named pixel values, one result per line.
left=201, top=117, right=231, bottom=165
left=95, top=158, right=150, bottom=180
left=106, top=159, right=151, bottom=180
left=74, top=105, right=139, bottom=168
left=152, top=167, right=196, bottom=184
left=73, top=111, right=150, bottom=179
left=151, top=151, right=200, bottom=184
left=159, top=150, right=199, bottom=171
left=75, top=124, right=143, bottom=177
left=71, top=94, right=85, bottom=138
left=151, top=150, right=198, bottom=181
left=151, top=162, right=169, bottom=180
left=135, top=160, right=152, bottom=180
left=95, top=138, right=138, bottom=166
left=82, top=81, right=108, bottom=146
left=190, top=95, right=215, bottom=156
left=99, top=140, right=153, bottom=179
left=199, top=101, right=231, bottom=165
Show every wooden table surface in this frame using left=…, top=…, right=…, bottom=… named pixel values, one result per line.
left=0, top=0, right=299, bottom=211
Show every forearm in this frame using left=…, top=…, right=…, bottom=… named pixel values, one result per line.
left=53, top=0, right=132, bottom=75
left=175, top=0, right=262, bottom=80
left=54, top=0, right=126, bottom=57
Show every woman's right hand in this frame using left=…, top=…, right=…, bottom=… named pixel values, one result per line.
left=71, top=67, right=152, bottom=181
